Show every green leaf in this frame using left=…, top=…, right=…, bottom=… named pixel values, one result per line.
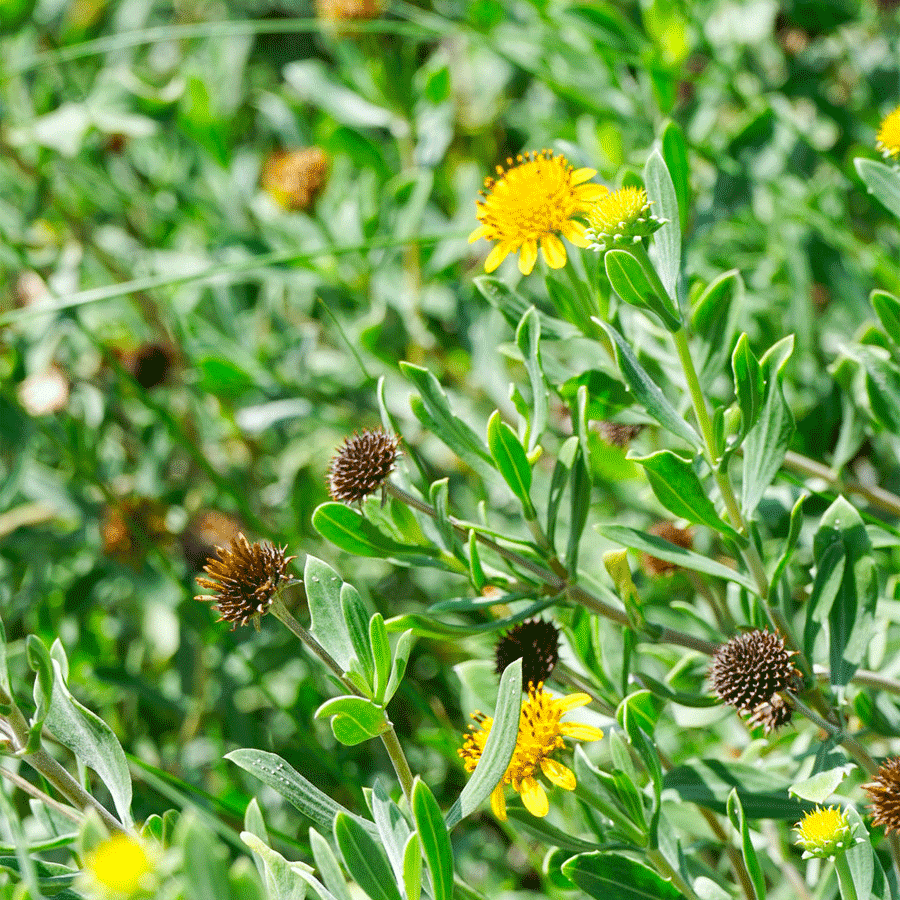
left=342, top=584, right=374, bottom=686
left=805, top=497, right=878, bottom=686
left=310, top=829, right=352, bottom=900
left=605, top=249, right=680, bottom=330
left=313, top=503, right=437, bottom=561
left=384, top=629, right=414, bottom=705
left=0, top=616, right=9, bottom=702
left=241, top=832, right=309, bottom=900
left=334, top=813, right=403, bottom=900
left=180, top=814, right=232, bottom=900
left=691, top=270, right=742, bottom=386
left=862, top=351, right=900, bottom=432
left=741, top=337, right=795, bottom=518
left=596, top=524, right=755, bottom=591
left=726, top=790, right=764, bottom=900
left=446, top=658, right=523, bottom=828
left=769, top=494, right=807, bottom=589
left=855, top=157, right=900, bottom=220
left=644, top=150, right=681, bottom=299
left=661, top=121, right=689, bottom=232
left=41, top=640, right=133, bottom=827
left=788, top=766, right=852, bottom=804
left=226, top=749, right=369, bottom=834
left=401, top=362, right=494, bottom=479
left=664, top=760, right=811, bottom=820
left=487, top=410, right=534, bottom=516
left=844, top=806, right=882, bottom=900
left=631, top=451, right=743, bottom=542
left=369, top=614, right=391, bottom=704
left=597, top=322, right=698, bottom=446
left=304, top=556, right=354, bottom=672
left=562, top=852, right=685, bottom=900
left=547, top=435, right=579, bottom=548
left=731, top=334, right=763, bottom=437
left=474, top=276, right=572, bottom=341
left=412, top=779, right=454, bottom=900
left=403, top=834, right=423, bottom=900
left=871, top=290, right=900, bottom=346
left=315, top=696, right=389, bottom=746
left=516, top=307, right=549, bottom=452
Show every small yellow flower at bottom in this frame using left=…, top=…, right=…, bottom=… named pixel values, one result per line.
left=877, top=105, right=900, bottom=159
left=458, top=683, right=603, bottom=820
left=794, top=806, right=855, bottom=859
left=82, top=833, right=154, bottom=898
left=469, top=150, right=607, bottom=276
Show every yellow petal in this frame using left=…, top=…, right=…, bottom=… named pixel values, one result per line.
left=571, top=167, right=598, bottom=185
left=490, top=783, right=507, bottom=821
left=540, top=233, right=567, bottom=269
left=484, top=243, right=511, bottom=273
left=561, top=220, right=589, bottom=248
left=518, top=240, right=538, bottom=275
left=519, top=776, right=549, bottom=817
left=540, top=757, right=576, bottom=790
left=468, top=224, right=489, bottom=243
left=555, top=692, right=592, bottom=713
left=560, top=721, right=604, bottom=742
left=577, top=184, right=609, bottom=202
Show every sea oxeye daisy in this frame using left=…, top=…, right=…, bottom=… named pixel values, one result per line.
left=876, top=105, right=900, bottom=159
left=494, top=618, right=560, bottom=690
left=195, top=533, right=295, bottom=629
left=469, top=150, right=607, bottom=275
left=709, top=629, right=799, bottom=712
left=864, top=756, right=900, bottom=834
left=458, top=683, right=603, bottom=820
left=328, top=428, right=401, bottom=504
left=585, top=186, right=663, bottom=253
left=794, top=806, right=855, bottom=859
left=81, top=833, right=154, bottom=898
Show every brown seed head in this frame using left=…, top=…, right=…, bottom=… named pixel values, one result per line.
left=596, top=421, right=644, bottom=449
left=746, top=694, right=794, bottom=734
left=328, top=429, right=401, bottom=504
left=710, top=629, right=799, bottom=712
left=641, top=521, right=695, bottom=576
left=121, top=342, right=176, bottom=390
left=864, top=757, right=900, bottom=834
left=261, top=148, right=329, bottom=211
left=315, top=0, right=382, bottom=21
left=102, top=497, right=170, bottom=563
left=195, top=533, right=294, bottom=628
left=494, top=618, right=560, bottom=690
left=180, top=510, right=244, bottom=571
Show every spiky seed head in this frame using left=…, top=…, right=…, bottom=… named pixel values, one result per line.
left=864, top=756, right=900, bottom=834
left=596, top=421, right=644, bottom=448
left=746, top=693, right=794, bottom=734
left=710, top=629, right=799, bottom=712
left=641, top=521, right=695, bottom=576
left=494, top=618, right=560, bottom=690
left=195, top=533, right=294, bottom=629
left=327, top=429, right=401, bottom=504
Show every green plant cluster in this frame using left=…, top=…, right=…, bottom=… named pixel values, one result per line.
left=2, top=0, right=900, bottom=899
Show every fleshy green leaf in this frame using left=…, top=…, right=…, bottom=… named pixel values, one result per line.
left=661, top=121, right=689, bottom=232
left=731, top=334, right=763, bottom=437
left=412, top=779, right=454, bottom=900
left=644, top=150, right=681, bottom=299
left=241, top=832, right=309, bottom=900
left=369, top=614, right=392, bottom=704
left=516, top=307, right=549, bottom=452
left=403, top=834, right=423, bottom=900
left=334, top=813, right=403, bottom=900
left=313, top=503, right=437, bottom=561
left=304, top=556, right=354, bottom=672
left=315, top=696, right=389, bottom=746
left=310, top=829, right=352, bottom=900
left=605, top=249, right=680, bottom=330
left=871, top=290, right=900, bottom=346
left=562, top=851, right=685, bottom=900
left=487, top=410, right=534, bottom=516
left=855, top=157, right=900, bottom=220
left=726, top=790, right=764, bottom=900
left=342, top=584, right=374, bottom=686
left=384, top=629, right=414, bottom=705
left=788, top=766, right=852, bottom=804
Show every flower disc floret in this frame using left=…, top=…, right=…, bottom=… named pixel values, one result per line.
left=469, top=150, right=607, bottom=275
left=458, top=684, right=603, bottom=820
left=877, top=105, right=900, bottom=159
left=794, top=806, right=855, bottom=859
left=585, top=186, right=663, bottom=253
left=82, top=833, right=154, bottom=897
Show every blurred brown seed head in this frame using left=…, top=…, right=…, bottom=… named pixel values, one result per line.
left=640, top=521, right=695, bottom=576
left=195, top=534, right=295, bottom=629
left=315, top=0, right=382, bottom=21
left=864, top=757, right=900, bottom=834
left=710, top=629, right=799, bottom=712
left=494, top=618, right=560, bottom=691
left=102, top=497, right=170, bottom=563
left=596, top=421, right=644, bottom=449
left=120, top=342, right=177, bottom=390
left=328, top=428, right=401, bottom=504
left=180, top=510, right=244, bottom=571
left=261, top=147, right=329, bottom=211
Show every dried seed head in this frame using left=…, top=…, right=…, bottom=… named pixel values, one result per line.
left=640, top=521, right=695, bottom=577
left=315, top=0, right=382, bottom=22
left=864, top=756, right=900, bottom=834
left=261, top=147, right=329, bottom=211
left=328, top=429, right=401, bottom=504
left=710, top=629, right=799, bottom=712
left=121, top=342, right=176, bottom=390
left=102, top=497, right=170, bottom=563
left=180, top=510, right=244, bottom=571
left=494, top=618, right=560, bottom=690
left=195, top=533, right=294, bottom=628
left=596, top=421, right=644, bottom=448
left=746, top=694, right=794, bottom=734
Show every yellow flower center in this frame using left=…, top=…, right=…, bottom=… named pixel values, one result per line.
left=586, top=186, right=652, bottom=234
left=877, top=105, right=900, bottom=158
left=83, top=834, right=153, bottom=897
left=794, top=806, right=851, bottom=856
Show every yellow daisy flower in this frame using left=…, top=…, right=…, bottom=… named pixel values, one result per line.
left=585, top=186, right=663, bottom=253
left=794, top=806, right=855, bottom=859
left=82, top=833, right=154, bottom=898
left=468, top=150, right=608, bottom=276
left=458, top=683, right=603, bottom=820
left=877, top=105, right=900, bottom=159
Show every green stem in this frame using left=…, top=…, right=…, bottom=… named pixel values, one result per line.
left=834, top=853, right=858, bottom=900
left=269, top=599, right=415, bottom=802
